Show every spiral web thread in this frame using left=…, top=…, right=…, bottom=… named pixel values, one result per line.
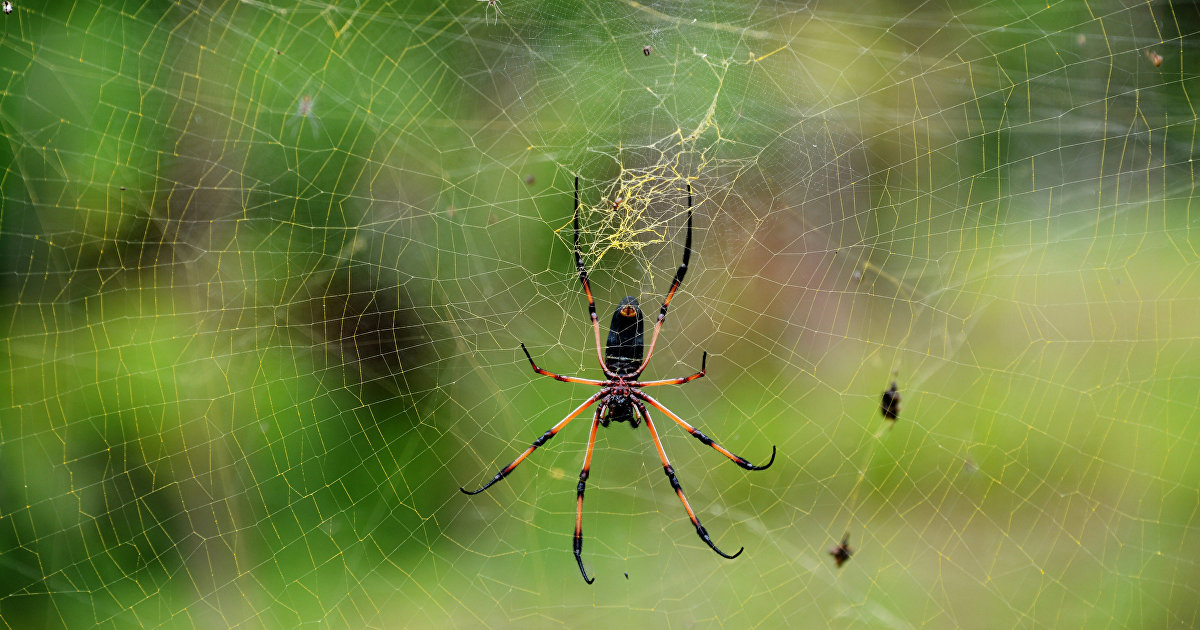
left=0, top=1, right=1197, bottom=627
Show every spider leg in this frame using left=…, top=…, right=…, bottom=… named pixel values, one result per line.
left=477, top=0, right=501, bottom=25
left=637, top=391, right=775, bottom=471
left=636, top=351, right=707, bottom=387
left=634, top=399, right=743, bottom=560
left=574, top=177, right=616, bottom=378
left=520, top=343, right=609, bottom=385
left=307, top=113, right=320, bottom=139
left=633, top=184, right=692, bottom=377
left=574, top=405, right=602, bottom=584
left=460, top=390, right=606, bottom=495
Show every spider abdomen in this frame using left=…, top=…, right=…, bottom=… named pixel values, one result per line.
left=605, top=296, right=645, bottom=376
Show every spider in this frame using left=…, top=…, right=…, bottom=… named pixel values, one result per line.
left=288, top=94, right=321, bottom=139
left=461, top=177, right=776, bottom=584
left=477, top=0, right=503, bottom=25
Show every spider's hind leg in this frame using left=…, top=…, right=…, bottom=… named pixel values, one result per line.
left=574, top=406, right=603, bottom=584
left=633, top=399, right=743, bottom=560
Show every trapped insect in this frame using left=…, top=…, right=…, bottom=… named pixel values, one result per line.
left=2, top=2, right=12, bottom=16
left=461, top=177, right=776, bottom=584
left=829, top=533, right=853, bottom=568
left=880, top=381, right=901, bottom=421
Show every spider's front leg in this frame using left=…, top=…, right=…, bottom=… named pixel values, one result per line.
left=573, top=177, right=617, bottom=378
left=633, top=184, right=693, bottom=377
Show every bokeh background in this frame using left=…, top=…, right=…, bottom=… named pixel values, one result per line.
left=2, top=0, right=1198, bottom=627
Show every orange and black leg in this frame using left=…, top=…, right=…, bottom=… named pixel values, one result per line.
left=460, top=391, right=606, bottom=495
left=637, top=391, right=776, bottom=471
left=520, top=343, right=608, bottom=386
left=634, top=399, right=743, bottom=559
left=574, top=405, right=603, bottom=583
left=573, top=177, right=614, bottom=377
left=636, top=351, right=707, bottom=387
left=634, top=184, right=693, bottom=376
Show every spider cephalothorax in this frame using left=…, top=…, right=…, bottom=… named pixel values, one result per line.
left=461, top=177, right=776, bottom=584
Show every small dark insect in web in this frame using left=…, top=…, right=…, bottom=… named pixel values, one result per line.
left=643, top=45, right=653, bottom=56
left=460, top=176, right=776, bottom=584
left=524, top=174, right=535, bottom=185
left=880, top=381, right=901, bottom=421
left=624, top=572, right=629, bottom=579
left=829, top=533, right=853, bottom=568
left=119, top=186, right=126, bottom=191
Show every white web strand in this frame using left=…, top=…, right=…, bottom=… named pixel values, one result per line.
left=0, top=0, right=1197, bottom=628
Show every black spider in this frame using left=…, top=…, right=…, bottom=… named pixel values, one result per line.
left=461, top=177, right=776, bottom=584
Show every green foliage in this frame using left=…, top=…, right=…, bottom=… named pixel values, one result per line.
left=1, top=0, right=1197, bottom=627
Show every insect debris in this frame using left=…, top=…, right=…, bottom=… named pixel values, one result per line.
left=880, top=381, right=901, bottom=421
left=829, top=533, right=853, bottom=568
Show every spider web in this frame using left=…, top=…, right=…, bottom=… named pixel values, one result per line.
left=1, top=0, right=1198, bottom=627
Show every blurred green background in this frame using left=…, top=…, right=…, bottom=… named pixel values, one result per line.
left=1, top=0, right=1198, bottom=627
